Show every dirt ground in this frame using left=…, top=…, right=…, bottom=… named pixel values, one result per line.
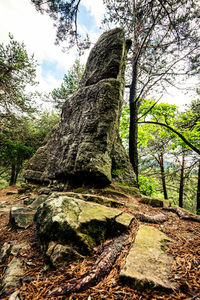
left=0, top=186, right=200, bottom=300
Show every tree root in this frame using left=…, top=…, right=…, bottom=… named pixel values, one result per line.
left=163, top=207, right=200, bottom=223
left=48, top=233, right=128, bottom=297
left=134, top=213, right=168, bottom=224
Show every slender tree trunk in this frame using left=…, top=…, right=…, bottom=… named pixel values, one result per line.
left=129, top=56, right=139, bottom=185
left=197, top=159, right=200, bottom=215
left=9, top=163, right=16, bottom=186
left=9, top=163, right=21, bottom=186
left=160, top=153, right=168, bottom=199
left=179, top=152, right=185, bottom=208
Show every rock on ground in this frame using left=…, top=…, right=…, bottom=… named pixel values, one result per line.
left=1, top=257, right=24, bottom=292
left=120, top=225, right=177, bottom=290
left=35, top=193, right=134, bottom=256
left=140, top=196, right=171, bottom=207
left=9, top=206, right=35, bottom=229
left=24, top=28, right=136, bottom=187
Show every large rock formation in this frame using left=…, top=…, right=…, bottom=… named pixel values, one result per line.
left=24, top=28, right=136, bottom=187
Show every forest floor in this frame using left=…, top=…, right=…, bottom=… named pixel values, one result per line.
left=0, top=186, right=200, bottom=300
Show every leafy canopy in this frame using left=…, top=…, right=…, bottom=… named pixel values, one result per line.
left=0, top=34, right=38, bottom=120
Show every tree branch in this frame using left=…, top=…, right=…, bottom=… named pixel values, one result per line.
left=138, top=121, right=200, bottom=155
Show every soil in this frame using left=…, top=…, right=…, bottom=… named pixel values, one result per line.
left=0, top=186, right=200, bottom=300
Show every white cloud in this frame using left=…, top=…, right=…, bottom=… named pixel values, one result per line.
left=0, top=0, right=79, bottom=92
left=81, top=0, right=105, bottom=27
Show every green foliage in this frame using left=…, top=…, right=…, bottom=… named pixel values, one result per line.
left=51, top=59, right=84, bottom=110
left=120, top=98, right=200, bottom=212
left=0, top=111, right=59, bottom=186
left=138, top=174, right=156, bottom=196
left=31, top=0, right=90, bottom=51
left=0, top=34, right=38, bottom=119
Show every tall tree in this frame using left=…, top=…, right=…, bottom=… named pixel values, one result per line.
left=0, top=34, right=38, bottom=121
left=103, top=0, right=200, bottom=182
left=0, top=112, right=59, bottom=186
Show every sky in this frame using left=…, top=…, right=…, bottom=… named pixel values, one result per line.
left=0, top=0, right=197, bottom=109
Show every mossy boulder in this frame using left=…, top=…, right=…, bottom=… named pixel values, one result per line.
left=140, top=196, right=171, bottom=207
left=24, top=28, right=136, bottom=187
left=34, top=193, right=133, bottom=256
left=120, top=225, right=176, bottom=290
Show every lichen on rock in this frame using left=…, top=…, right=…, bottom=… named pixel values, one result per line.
left=24, top=28, right=136, bottom=188
left=120, top=225, right=176, bottom=290
left=34, top=193, right=133, bottom=255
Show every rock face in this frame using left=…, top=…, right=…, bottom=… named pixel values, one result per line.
left=35, top=193, right=133, bottom=256
left=120, top=225, right=176, bottom=290
left=24, top=28, right=136, bottom=187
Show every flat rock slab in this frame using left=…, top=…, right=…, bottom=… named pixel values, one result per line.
left=35, top=193, right=133, bottom=255
left=140, top=196, right=171, bottom=207
left=120, top=225, right=176, bottom=290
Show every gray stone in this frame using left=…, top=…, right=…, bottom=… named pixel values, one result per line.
left=18, top=183, right=36, bottom=194
left=1, top=257, right=24, bottom=291
left=0, top=201, right=11, bottom=213
left=35, top=193, right=133, bottom=255
left=10, top=242, right=30, bottom=256
left=0, top=242, right=12, bottom=264
left=9, top=206, right=35, bottom=229
left=9, top=290, right=22, bottom=300
left=23, top=195, right=37, bottom=206
left=140, top=196, right=171, bottom=207
left=46, top=241, right=84, bottom=267
left=30, top=195, right=49, bottom=209
left=38, top=187, right=52, bottom=195
left=24, top=28, right=136, bottom=187
left=120, top=225, right=176, bottom=290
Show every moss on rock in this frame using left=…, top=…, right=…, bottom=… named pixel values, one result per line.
left=140, top=196, right=171, bottom=207
left=35, top=193, right=134, bottom=255
left=24, top=28, right=137, bottom=188
left=120, top=225, right=176, bottom=290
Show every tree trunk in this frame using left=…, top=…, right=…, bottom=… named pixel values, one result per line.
left=179, top=152, right=185, bottom=208
left=160, top=153, right=168, bottom=199
left=9, top=163, right=16, bottom=186
left=129, top=56, right=139, bottom=185
left=9, top=163, right=21, bottom=186
left=197, top=159, right=200, bottom=215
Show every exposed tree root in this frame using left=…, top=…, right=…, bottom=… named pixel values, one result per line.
left=48, top=233, right=128, bottom=297
left=163, top=207, right=200, bottom=223
left=134, top=213, right=168, bottom=223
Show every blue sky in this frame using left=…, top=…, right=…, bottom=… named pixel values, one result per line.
left=0, top=0, right=196, bottom=107
left=0, top=0, right=104, bottom=93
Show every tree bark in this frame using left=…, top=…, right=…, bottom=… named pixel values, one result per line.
left=129, top=56, right=139, bottom=185
left=197, top=159, right=200, bottom=215
left=9, top=163, right=16, bottom=186
left=163, top=207, right=200, bottom=222
left=179, top=151, right=185, bottom=208
left=138, top=121, right=200, bottom=155
left=134, top=213, right=168, bottom=223
left=9, top=163, right=21, bottom=186
left=160, top=152, right=168, bottom=200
